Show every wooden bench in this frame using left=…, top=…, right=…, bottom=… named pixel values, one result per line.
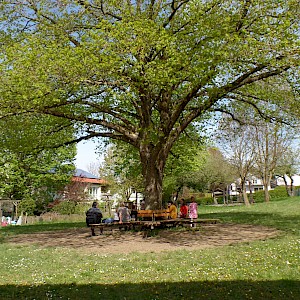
left=88, top=218, right=220, bottom=236
left=89, top=222, right=136, bottom=235
left=137, top=209, right=170, bottom=220
left=138, top=218, right=220, bottom=237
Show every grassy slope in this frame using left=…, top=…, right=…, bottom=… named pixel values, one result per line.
left=0, top=198, right=299, bottom=300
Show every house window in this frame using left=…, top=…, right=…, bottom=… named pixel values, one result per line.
left=252, top=179, right=258, bottom=184
left=88, top=187, right=98, bottom=197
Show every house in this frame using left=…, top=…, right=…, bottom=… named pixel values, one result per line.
left=228, top=174, right=292, bottom=197
left=64, top=169, right=110, bottom=202
left=275, top=174, right=300, bottom=187
left=229, top=176, right=268, bottom=196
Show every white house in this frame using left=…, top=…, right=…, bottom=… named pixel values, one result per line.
left=67, top=169, right=109, bottom=201
left=275, top=175, right=300, bottom=187
left=229, top=176, right=268, bottom=196
left=229, top=174, right=300, bottom=197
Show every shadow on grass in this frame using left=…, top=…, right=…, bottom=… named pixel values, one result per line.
left=0, top=222, right=86, bottom=235
left=0, top=280, right=299, bottom=299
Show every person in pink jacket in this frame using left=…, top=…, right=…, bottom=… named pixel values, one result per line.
left=188, top=196, right=198, bottom=219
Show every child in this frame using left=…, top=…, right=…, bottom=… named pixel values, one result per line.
left=188, top=196, right=198, bottom=219
left=179, top=198, right=188, bottom=218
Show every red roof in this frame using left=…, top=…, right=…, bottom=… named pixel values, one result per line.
left=72, top=176, right=108, bottom=185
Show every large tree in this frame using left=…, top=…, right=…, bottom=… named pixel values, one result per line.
left=0, top=1, right=299, bottom=208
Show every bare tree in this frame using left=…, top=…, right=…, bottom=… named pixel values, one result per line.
left=86, top=162, right=101, bottom=177
left=275, top=147, right=300, bottom=197
left=220, top=123, right=256, bottom=205
left=253, top=123, right=295, bottom=201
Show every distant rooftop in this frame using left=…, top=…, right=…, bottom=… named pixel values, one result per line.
left=75, top=169, right=99, bottom=179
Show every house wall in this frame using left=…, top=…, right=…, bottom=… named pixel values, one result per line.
left=276, top=175, right=300, bottom=187
left=85, top=184, right=102, bottom=200
left=229, top=177, right=268, bottom=196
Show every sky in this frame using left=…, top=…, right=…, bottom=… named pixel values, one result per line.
left=74, top=140, right=103, bottom=171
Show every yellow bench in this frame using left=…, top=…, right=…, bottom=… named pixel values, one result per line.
left=137, top=209, right=170, bottom=220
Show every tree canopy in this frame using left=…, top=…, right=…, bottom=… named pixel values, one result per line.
left=0, top=0, right=299, bottom=208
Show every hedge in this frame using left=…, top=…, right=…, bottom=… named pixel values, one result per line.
left=252, top=186, right=291, bottom=202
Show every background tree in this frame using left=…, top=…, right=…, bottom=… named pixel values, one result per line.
left=218, top=122, right=256, bottom=206
left=0, top=0, right=299, bottom=208
left=99, top=143, right=144, bottom=203
left=252, top=122, right=294, bottom=202
left=0, top=114, right=76, bottom=213
left=200, top=148, right=235, bottom=205
left=275, top=147, right=300, bottom=197
left=162, top=127, right=207, bottom=203
left=86, top=162, right=101, bottom=177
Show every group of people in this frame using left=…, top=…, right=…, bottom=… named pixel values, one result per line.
left=167, top=196, right=198, bottom=219
left=113, top=202, right=135, bottom=223
left=86, top=201, right=134, bottom=227
left=86, top=196, right=198, bottom=228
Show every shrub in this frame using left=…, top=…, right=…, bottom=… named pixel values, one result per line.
left=196, top=197, right=215, bottom=205
left=253, top=186, right=290, bottom=203
left=74, top=203, right=90, bottom=214
left=18, top=198, right=36, bottom=216
left=51, top=201, right=76, bottom=215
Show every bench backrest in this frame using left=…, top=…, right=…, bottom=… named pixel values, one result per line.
left=137, top=209, right=169, bottom=220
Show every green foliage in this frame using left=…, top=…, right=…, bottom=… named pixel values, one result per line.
left=51, top=201, right=76, bottom=215
left=18, top=198, right=36, bottom=216
left=253, top=186, right=290, bottom=203
left=99, top=143, right=144, bottom=200
left=73, top=203, right=90, bottom=215
left=197, top=197, right=215, bottom=205
left=0, top=114, right=76, bottom=213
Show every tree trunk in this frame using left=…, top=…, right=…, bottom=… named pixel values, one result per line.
left=262, top=175, right=271, bottom=202
left=248, top=181, right=254, bottom=204
left=288, top=175, right=295, bottom=197
left=264, top=185, right=270, bottom=202
left=140, top=145, right=166, bottom=210
left=241, top=181, right=250, bottom=206
left=173, top=186, right=181, bottom=203
left=143, top=169, right=163, bottom=209
left=282, top=176, right=291, bottom=196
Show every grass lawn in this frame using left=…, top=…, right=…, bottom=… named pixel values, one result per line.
left=0, top=198, right=299, bottom=299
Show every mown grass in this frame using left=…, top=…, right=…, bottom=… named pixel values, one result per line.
left=0, top=198, right=299, bottom=299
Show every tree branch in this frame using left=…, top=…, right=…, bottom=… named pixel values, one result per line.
left=163, top=0, right=190, bottom=28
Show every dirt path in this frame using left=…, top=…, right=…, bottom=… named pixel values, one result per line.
left=8, top=223, right=280, bottom=255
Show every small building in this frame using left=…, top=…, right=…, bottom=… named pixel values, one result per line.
left=64, top=169, right=109, bottom=202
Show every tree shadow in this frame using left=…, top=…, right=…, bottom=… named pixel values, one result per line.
left=0, top=280, right=299, bottom=299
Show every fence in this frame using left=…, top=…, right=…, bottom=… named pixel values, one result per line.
left=22, top=213, right=85, bottom=225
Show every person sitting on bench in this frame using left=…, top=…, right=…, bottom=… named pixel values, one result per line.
left=167, top=200, right=177, bottom=219
left=179, top=198, right=188, bottom=218
left=86, top=201, right=103, bottom=236
left=118, top=202, right=131, bottom=223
